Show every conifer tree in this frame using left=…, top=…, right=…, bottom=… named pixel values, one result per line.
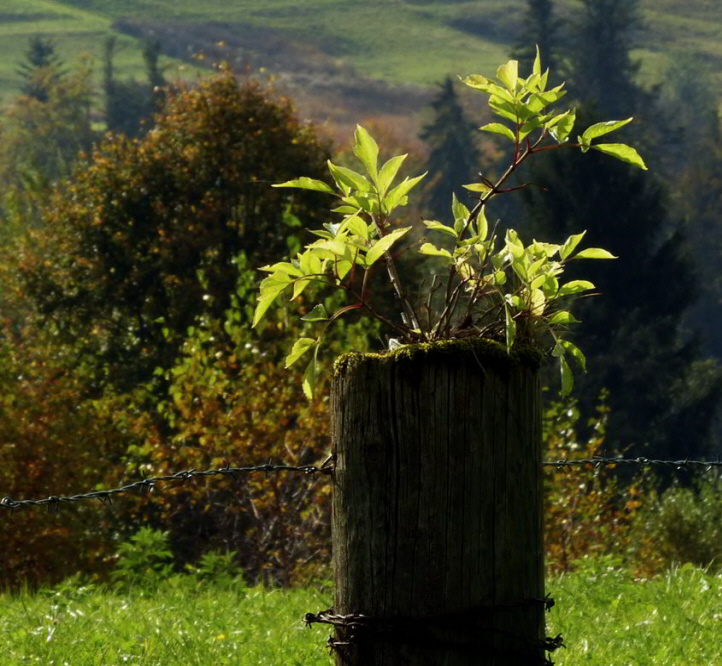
left=17, top=36, right=64, bottom=102
left=511, top=0, right=563, bottom=81
left=520, top=11, right=722, bottom=458
left=571, top=0, right=642, bottom=117
left=419, top=77, right=480, bottom=220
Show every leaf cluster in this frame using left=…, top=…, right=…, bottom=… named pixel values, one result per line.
left=254, top=49, right=647, bottom=396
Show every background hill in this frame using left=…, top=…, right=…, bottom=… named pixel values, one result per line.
left=1, top=0, right=721, bottom=123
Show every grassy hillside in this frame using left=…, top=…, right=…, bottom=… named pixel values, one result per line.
left=1, top=1, right=721, bottom=105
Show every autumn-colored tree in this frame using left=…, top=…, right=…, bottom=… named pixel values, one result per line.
left=0, top=56, right=93, bottom=193
left=99, top=263, right=377, bottom=585
left=544, top=395, right=643, bottom=574
left=20, top=69, right=332, bottom=390
left=0, top=320, right=124, bottom=589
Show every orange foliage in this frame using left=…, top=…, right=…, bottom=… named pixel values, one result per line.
left=543, top=394, right=644, bottom=573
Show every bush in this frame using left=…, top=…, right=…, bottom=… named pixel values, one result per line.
left=629, top=474, right=722, bottom=575
left=110, top=527, right=174, bottom=590
left=543, top=394, right=645, bottom=573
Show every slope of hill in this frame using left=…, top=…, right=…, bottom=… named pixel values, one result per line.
left=1, top=1, right=720, bottom=121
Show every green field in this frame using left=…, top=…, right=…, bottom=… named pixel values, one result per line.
left=1, top=0, right=721, bottom=109
left=2, top=563, right=721, bottom=665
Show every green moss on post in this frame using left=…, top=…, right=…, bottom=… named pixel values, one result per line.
left=331, top=340, right=545, bottom=665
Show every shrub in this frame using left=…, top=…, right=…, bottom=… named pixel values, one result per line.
left=629, top=474, right=722, bottom=575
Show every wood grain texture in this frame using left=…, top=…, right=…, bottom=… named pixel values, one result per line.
left=331, top=345, right=543, bottom=665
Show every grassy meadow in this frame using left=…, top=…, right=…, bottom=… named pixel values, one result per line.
left=1, top=564, right=721, bottom=665
left=1, top=0, right=722, bottom=108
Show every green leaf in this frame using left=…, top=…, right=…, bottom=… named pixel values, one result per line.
left=480, top=122, right=516, bottom=141
left=462, top=75, right=514, bottom=102
left=533, top=45, right=542, bottom=77
left=423, top=220, right=458, bottom=239
left=258, top=262, right=302, bottom=276
left=497, top=59, right=519, bottom=91
left=314, top=239, right=355, bottom=261
left=560, top=354, right=573, bottom=396
left=548, top=310, right=580, bottom=325
left=549, top=109, right=575, bottom=144
left=285, top=337, right=317, bottom=369
left=561, top=339, right=587, bottom=372
left=489, top=97, right=519, bottom=123
left=557, top=280, right=595, bottom=297
left=559, top=231, right=586, bottom=260
left=327, top=161, right=372, bottom=192
left=332, top=204, right=361, bottom=215
left=591, top=143, right=648, bottom=170
left=451, top=193, right=469, bottom=224
left=475, top=207, right=488, bottom=242
left=504, top=301, right=516, bottom=352
left=366, top=227, right=411, bottom=267
left=573, top=247, right=618, bottom=260
left=301, top=304, right=329, bottom=322
left=302, top=354, right=318, bottom=400
left=253, top=274, right=292, bottom=327
left=353, top=125, right=379, bottom=180
left=419, top=243, right=453, bottom=259
left=462, top=182, right=493, bottom=195
left=272, top=177, right=335, bottom=194
left=299, top=249, right=323, bottom=275
left=292, top=278, right=311, bottom=300
left=385, top=173, right=426, bottom=212
left=582, top=118, right=633, bottom=144
left=377, top=154, right=407, bottom=197
left=340, top=215, right=368, bottom=240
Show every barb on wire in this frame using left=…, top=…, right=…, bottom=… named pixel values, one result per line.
left=543, top=455, right=722, bottom=471
left=305, top=598, right=562, bottom=664
left=1, top=457, right=334, bottom=513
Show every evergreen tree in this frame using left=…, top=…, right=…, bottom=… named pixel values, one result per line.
left=511, top=0, right=563, bottom=81
left=104, top=37, right=166, bottom=137
left=523, top=133, right=722, bottom=458
left=419, top=77, right=480, bottom=220
left=17, top=36, right=64, bottom=102
left=571, top=0, right=642, bottom=118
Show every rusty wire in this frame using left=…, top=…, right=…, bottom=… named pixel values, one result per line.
left=305, top=598, right=563, bottom=664
left=0, top=458, right=333, bottom=513
left=542, top=455, right=722, bottom=471
left=3, top=454, right=720, bottom=513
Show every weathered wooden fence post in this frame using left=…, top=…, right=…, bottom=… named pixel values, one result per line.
left=330, top=339, right=546, bottom=665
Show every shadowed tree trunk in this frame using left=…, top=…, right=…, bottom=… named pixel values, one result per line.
left=331, top=340, right=546, bottom=665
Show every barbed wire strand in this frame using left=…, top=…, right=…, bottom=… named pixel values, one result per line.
left=0, top=457, right=333, bottom=513
left=543, top=456, right=722, bottom=471
left=3, top=455, right=721, bottom=513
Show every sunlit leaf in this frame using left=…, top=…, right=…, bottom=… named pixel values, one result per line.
left=327, top=161, right=371, bottom=192
left=272, top=177, right=335, bottom=194
left=557, top=280, right=595, bottom=297
left=353, top=125, right=379, bottom=180
left=582, top=118, right=633, bottom=144
left=385, top=173, right=426, bottom=212
left=480, top=123, right=516, bottom=141
left=573, top=247, right=618, bottom=260
left=497, top=59, right=519, bottom=92
left=559, top=231, right=586, bottom=260
left=591, top=144, right=648, bottom=170
left=423, top=220, right=458, bottom=239
left=285, top=337, right=317, bottom=368
left=419, top=243, right=453, bottom=259
left=377, top=154, right=407, bottom=196
left=366, top=227, right=411, bottom=267
left=301, top=304, right=329, bottom=322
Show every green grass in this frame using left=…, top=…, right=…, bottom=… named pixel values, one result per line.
left=1, top=0, right=722, bottom=109
left=2, top=564, right=721, bottom=664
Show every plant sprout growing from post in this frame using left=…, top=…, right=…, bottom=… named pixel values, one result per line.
left=253, top=48, right=647, bottom=398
